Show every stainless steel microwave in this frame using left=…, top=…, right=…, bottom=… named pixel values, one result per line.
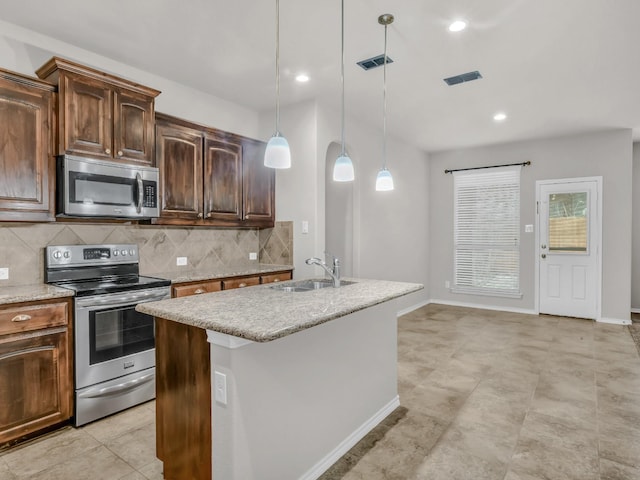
left=57, top=155, right=160, bottom=219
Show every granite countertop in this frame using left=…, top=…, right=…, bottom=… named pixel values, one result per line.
left=149, top=264, right=293, bottom=284
left=136, top=278, right=423, bottom=342
left=0, top=284, right=75, bottom=306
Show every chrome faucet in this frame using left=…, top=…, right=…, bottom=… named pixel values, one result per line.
left=305, top=255, right=341, bottom=287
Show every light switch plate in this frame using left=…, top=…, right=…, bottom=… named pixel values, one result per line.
left=249, top=252, right=258, bottom=260
left=302, top=220, right=309, bottom=234
left=214, top=371, right=227, bottom=405
left=176, top=257, right=188, bottom=266
left=0, top=268, right=7, bottom=280
left=525, top=224, right=534, bottom=233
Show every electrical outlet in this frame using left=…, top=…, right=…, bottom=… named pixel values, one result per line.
left=176, top=257, right=188, bottom=266
left=445, top=280, right=450, bottom=289
left=249, top=252, right=258, bottom=260
left=214, top=371, right=227, bottom=405
left=0, top=268, right=8, bottom=280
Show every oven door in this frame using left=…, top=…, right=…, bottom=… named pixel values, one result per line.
left=74, top=286, right=170, bottom=390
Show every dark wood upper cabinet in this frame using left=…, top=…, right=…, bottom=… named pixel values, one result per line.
left=36, top=57, right=159, bottom=165
left=155, top=117, right=203, bottom=221
left=242, top=138, right=275, bottom=227
left=154, top=113, right=275, bottom=228
left=0, top=69, right=55, bottom=222
left=204, top=133, right=243, bottom=223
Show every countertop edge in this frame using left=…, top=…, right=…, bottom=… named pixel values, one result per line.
left=0, top=285, right=75, bottom=306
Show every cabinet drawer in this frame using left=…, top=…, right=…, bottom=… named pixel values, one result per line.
left=260, top=272, right=292, bottom=284
left=222, top=276, right=260, bottom=290
left=0, top=302, right=68, bottom=336
left=172, top=281, right=222, bottom=298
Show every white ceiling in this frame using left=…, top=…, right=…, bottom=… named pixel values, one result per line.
left=3, top=0, right=640, bottom=152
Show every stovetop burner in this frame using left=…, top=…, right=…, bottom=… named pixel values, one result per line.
left=54, top=274, right=171, bottom=297
left=44, top=244, right=170, bottom=296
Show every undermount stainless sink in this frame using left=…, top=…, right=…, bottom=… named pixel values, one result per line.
left=271, top=279, right=356, bottom=292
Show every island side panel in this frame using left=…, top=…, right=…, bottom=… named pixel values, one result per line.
left=156, top=317, right=212, bottom=480
left=210, top=300, right=399, bottom=479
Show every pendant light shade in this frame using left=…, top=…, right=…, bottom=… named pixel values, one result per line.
left=265, top=0, right=291, bottom=169
left=375, top=13, right=394, bottom=191
left=375, top=167, right=394, bottom=191
left=333, top=153, right=355, bottom=181
left=265, top=135, right=291, bottom=169
left=332, top=0, right=354, bottom=182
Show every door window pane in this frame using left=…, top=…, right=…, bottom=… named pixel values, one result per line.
left=548, top=192, right=588, bottom=252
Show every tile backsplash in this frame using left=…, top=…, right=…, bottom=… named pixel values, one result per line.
left=0, top=221, right=293, bottom=286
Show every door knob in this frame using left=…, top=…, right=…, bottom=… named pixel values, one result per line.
left=541, top=244, right=547, bottom=249
left=541, top=253, right=546, bottom=259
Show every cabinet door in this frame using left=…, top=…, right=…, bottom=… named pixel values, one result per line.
left=155, top=122, right=203, bottom=222
left=242, top=138, right=275, bottom=227
left=0, top=329, right=72, bottom=444
left=203, top=134, right=243, bottom=224
left=63, top=73, right=113, bottom=159
left=0, top=75, right=55, bottom=221
left=114, top=89, right=155, bottom=164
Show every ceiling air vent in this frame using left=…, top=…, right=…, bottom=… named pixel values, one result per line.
left=357, top=54, right=394, bottom=71
left=443, top=70, right=483, bottom=86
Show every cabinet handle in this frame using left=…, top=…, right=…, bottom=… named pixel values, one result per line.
left=11, top=314, right=32, bottom=322
left=105, top=148, right=111, bottom=155
left=273, top=278, right=280, bottom=283
left=117, top=150, right=123, bottom=157
left=194, top=288, right=206, bottom=294
left=238, top=283, right=247, bottom=288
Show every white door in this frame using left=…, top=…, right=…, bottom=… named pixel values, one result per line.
left=537, top=178, right=601, bottom=319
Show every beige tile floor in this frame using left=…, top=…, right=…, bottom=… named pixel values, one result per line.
left=3, top=303, right=640, bottom=479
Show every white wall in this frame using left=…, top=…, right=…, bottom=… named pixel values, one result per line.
left=632, top=142, right=640, bottom=311
left=0, top=20, right=259, bottom=138
left=429, top=129, right=632, bottom=322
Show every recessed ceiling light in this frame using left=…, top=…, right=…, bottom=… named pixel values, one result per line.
left=493, top=112, right=507, bottom=122
left=295, top=74, right=310, bottom=83
left=448, top=20, right=467, bottom=32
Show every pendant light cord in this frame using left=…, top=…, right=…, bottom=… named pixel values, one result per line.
left=275, top=0, right=281, bottom=136
left=382, top=22, right=388, bottom=169
left=340, top=0, right=346, bottom=156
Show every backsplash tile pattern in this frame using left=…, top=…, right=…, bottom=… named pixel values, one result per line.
left=259, top=221, right=293, bottom=265
left=0, top=221, right=293, bottom=287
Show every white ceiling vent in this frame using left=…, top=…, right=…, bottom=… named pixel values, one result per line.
left=357, top=54, right=394, bottom=71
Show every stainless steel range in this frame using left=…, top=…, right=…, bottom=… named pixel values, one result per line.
left=45, top=244, right=171, bottom=426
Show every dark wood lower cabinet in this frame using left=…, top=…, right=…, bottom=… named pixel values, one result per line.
left=156, top=318, right=211, bottom=480
left=0, top=299, right=72, bottom=446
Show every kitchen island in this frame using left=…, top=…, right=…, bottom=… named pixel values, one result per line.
left=137, top=278, right=422, bottom=480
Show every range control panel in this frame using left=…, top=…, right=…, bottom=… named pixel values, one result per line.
left=46, top=244, right=139, bottom=268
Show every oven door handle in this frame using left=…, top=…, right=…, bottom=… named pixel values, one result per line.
left=77, top=372, right=155, bottom=399
left=76, top=290, right=170, bottom=308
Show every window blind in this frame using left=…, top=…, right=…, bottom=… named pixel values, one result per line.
left=453, top=166, right=521, bottom=297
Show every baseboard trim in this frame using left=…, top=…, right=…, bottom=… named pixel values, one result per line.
left=428, top=298, right=537, bottom=316
left=397, top=299, right=431, bottom=317
left=597, top=317, right=632, bottom=326
left=300, top=395, right=401, bottom=480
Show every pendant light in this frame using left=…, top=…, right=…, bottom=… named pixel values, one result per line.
left=375, top=13, right=394, bottom=191
left=333, top=0, right=354, bottom=182
left=264, top=0, right=291, bottom=169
